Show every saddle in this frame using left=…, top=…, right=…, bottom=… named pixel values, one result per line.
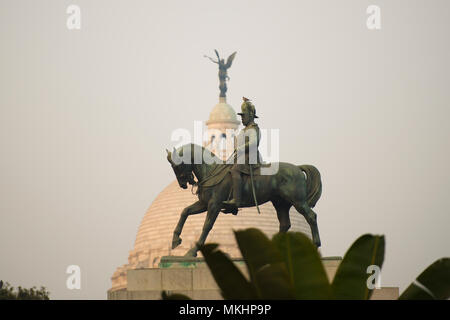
left=197, top=163, right=272, bottom=189
left=197, top=164, right=232, bottom=189
left=235, top=163, right=272, bottom=175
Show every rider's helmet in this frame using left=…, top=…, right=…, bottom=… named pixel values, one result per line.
left=237, top=97, right=258, bottom=118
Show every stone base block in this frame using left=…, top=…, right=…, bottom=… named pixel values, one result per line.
left=108, top=256, right=399, bottom=300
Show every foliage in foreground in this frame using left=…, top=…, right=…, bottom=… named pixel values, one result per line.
left=162, top=229, right=450, bottom=300
left=0, top=280, right=50, bottom=300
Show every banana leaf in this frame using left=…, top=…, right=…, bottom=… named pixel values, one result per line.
left=273, top=232, right=331, bottom=299
left=200, top=243, right=257, bottom=299
left=331, top=234, right=385, bottom=299
left=399, top=258, right=450, bottom=300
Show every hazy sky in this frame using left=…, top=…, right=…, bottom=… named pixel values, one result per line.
left=0, top=0, right=449, bottom=299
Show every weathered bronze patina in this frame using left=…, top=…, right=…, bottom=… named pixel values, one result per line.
left=166, top=140, right=323, bottom=257
left=223, top=97, right=262, bottom=213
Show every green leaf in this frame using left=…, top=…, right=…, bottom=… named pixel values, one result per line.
left=272, top=232, right=331, bottom=299
left=398, top=284, right=433, bottom=300
left=254, top=262, right=295, bottom=299
left=331, top=234, right=385, bottom=300
left=200, top=243, right=257, bottom=299
left=234, top=228, right=284, bottom=297
left=399, top=258, right=450, bottom=300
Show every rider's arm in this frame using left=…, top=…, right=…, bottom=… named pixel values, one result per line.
left=236, top=127, right=258, bottom=154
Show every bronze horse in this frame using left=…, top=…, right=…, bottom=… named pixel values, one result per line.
left=166, top=143, right=322, bottom=257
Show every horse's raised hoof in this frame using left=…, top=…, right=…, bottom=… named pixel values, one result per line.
left=172, top=235, right=182, bottom=249
left=184, top=248, right=198, bottom=258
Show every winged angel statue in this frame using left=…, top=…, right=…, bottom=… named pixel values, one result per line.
left=205, top=50, right=237, bottom=97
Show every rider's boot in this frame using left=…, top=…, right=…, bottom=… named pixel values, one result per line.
left=222, top=171, right=241, bottom=210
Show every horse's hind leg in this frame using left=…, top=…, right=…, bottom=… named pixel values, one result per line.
left=293, top=201, right=321, bottom=247
left=271, top=198, right=292, bottom=233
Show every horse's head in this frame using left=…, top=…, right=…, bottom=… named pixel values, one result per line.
left=166, top=147, right=195, bottom=189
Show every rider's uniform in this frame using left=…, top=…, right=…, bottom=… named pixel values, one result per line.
left=228, top=122, right=263, bottom=174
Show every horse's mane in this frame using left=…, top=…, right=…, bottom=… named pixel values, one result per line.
left=175, top=143, right=223, bottom=165
left=173, top=143, right=231, bottom=188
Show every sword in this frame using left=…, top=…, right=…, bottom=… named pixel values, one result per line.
left=249, top=164, right=261, bottom=214
left=225, top=149, right=237, bottom=164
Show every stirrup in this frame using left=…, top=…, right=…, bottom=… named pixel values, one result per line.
left=221, top=206, right=238, bottom=215
left=221, top=200, right=239, bottom=215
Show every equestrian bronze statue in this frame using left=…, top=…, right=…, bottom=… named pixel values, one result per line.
left=166, top=99, right=322, bottom=257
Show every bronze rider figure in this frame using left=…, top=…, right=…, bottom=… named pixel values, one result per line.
left=223, top=97, right=262, bottom=211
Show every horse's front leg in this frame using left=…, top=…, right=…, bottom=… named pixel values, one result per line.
left=184, top=201, right=221, bottom=257
left=172, top=201, right=207, bottom=249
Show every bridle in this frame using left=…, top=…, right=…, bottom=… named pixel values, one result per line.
left=172, top=162, right=197, bottom=193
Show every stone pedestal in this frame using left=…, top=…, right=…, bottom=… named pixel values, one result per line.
left=107, top=256, right=398, bottom=300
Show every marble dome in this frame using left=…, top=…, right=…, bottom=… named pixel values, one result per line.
left=110, top=180, right=312, bottom=291
left=206, top=97, right=240, bottom=127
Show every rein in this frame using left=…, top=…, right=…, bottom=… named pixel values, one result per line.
left=191, top=180, right=198, bottom=195
left=189, top=163, right=222, bottom=195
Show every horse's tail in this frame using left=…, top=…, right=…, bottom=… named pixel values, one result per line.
left=298, top=165, right=322, bottom=208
